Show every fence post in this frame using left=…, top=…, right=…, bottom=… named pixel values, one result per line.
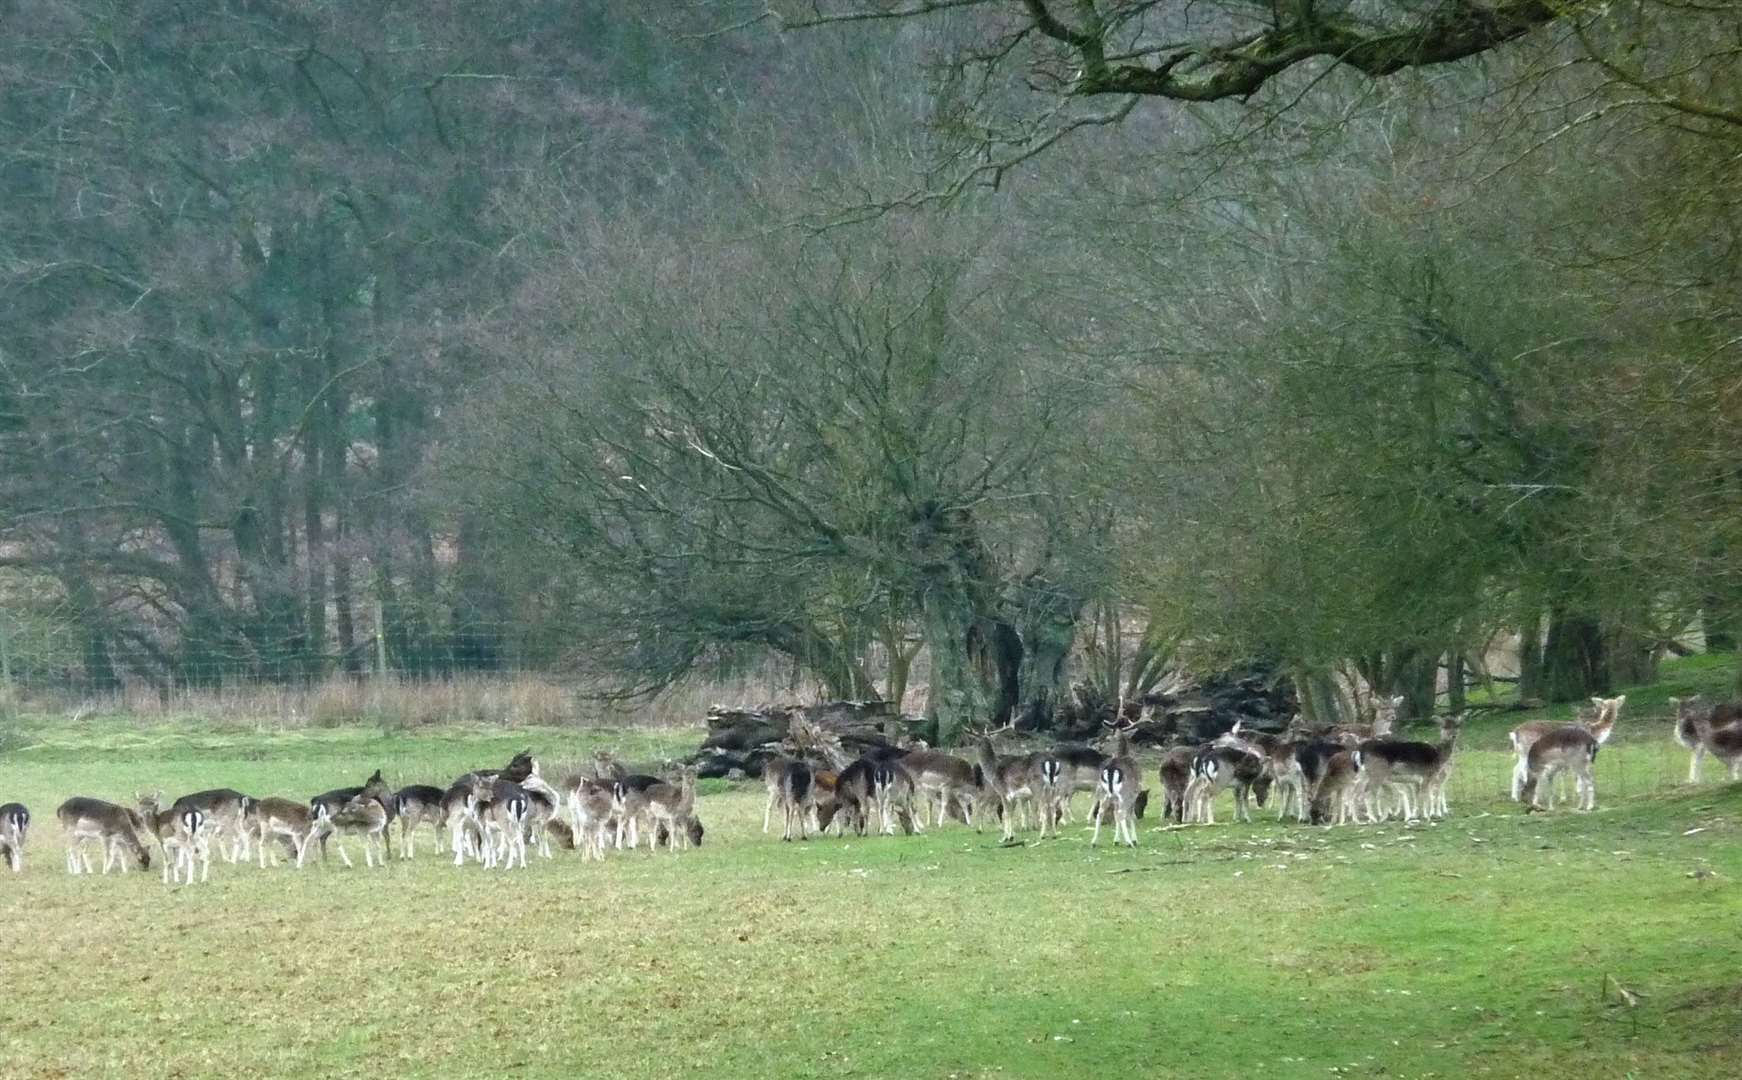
left=0, top=607, right=13, bottom=723
left=373, top=596, right=389, bottom=678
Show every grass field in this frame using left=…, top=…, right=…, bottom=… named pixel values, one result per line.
left=2, top=660, right=1741, bottom=1079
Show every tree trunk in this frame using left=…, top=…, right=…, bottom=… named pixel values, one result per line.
left=922, top=603, right=998, bottom=746
left=1606, top=625, right=1659, bottom=688
left=1517, top=609, right=1545, bottom=701
left=1293, top=668, right=1342, bottom=727
left=1541, top=608, right=1610, bottom=702
left=1445, top=652, right=1466, bottom=714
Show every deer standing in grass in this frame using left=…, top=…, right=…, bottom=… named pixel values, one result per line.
left=1509, top=696, right=1624, bottom=800
left=1092, top=725, right=1144, bottom=847
left=1674, top=697, right=1742, bottom=782
left=640, top=767, right=698, bottom=852
left=56, top=797, right=151, bottom=875
left=1672, top=697, right=1742, bottom=783
left=776, top=760, right=814, bottom=842
left=0, top=803, right=28, bottom=872
left=1520, top=712, right=1615, bottom=812
left=138, top=793, right=208, bottom=885
left=1353, top=715, right=1464, bottom=822
left=253, top=798, right=319, bottom=868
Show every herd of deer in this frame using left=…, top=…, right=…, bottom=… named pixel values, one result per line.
left=2, top=749, right=700, bottom=882
left=3, top=697, right=1740, bottom=878
left=760, top=694, right=1742, bottom=847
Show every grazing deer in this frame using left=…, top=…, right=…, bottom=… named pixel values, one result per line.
left=56, top=797, right=151, bottom=874
left=1520, top=713, right=1614, bottom=812
left=137, top=792, right=208, bottom=885
left=833, top=757, right=918, bottom=836
left=1309, top=750, right=1363, bottom=825
left=871, top=759, right=922, bottom=836
left=833, top=759, right=877, bottom=837
left=1676, top=698, right=1742, bottom=782
left=392, top=785, right=449, bottom=859
left=777, top=760, right=814, bottom=842
left=611, top=771, right=667, bottom=850
left=0, top=803, right=28, bottom=872
left=1183, top=745, right=1267, bottom=824
left=1510, top=696, right=1624, bottom=799
left=899, top=749, right=979, bottom=828
left=811, top=768, right=841, bottom=835
left=1672, top=697, right=1742, bottom=783
left=170, top=790, right=254, bottom=865
left=1219, top=721, right=1303, bottom=822
left=1290, top=739, right=1348, bottom=819
left=310, top=769, right=392, bottom=864
left=252, top=797, right=318, bottom=868
left=1353, top=715, right=1463, bottom=822
left=640, top=766, right=699, bottom=853
left=314, top=790, right=392, bottom=868
left=1157, top=747, right=1198, bottom=825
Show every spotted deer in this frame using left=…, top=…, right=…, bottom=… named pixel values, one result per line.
left=56, top=797, right=151, bottom=874
left=137, top=792, right=208, bottom=885
left=1520, top=713, right=1614, bottom=812
left=972, top=731, right=1039, bottom=841
left=392, top=785, right=449, bottom=859
left=1509, top=696, right=1624, bottom=800
left=0, top=803, right=28, bottom=872
left=1672, top=697, right=1742, bottom=783
left=777, top=760, right=814, bottom=842
left=1353, top=715, right=1464, bottom=821
left=169, top=789, right=254, bottom=865
left=1092, top=736, right=1143, bottom=847
left=640, top=766, right=698, bottom=853
left=253, top=797, right=319, bottom=868
left=1675, top=698, right=1742, bottom=782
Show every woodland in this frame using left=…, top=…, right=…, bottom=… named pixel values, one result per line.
left=3, top=1, right=1740, bottom=741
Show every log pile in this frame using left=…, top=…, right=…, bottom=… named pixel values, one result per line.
left=1051, top=665, right=1298, bottom=745
left=689, top=700, right=916, bottom=779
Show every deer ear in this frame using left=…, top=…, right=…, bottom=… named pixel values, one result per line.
left=1613, top=695, right=1625, bottom=708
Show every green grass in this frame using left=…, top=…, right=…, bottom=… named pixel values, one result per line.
left=2, top=663, right=1741, bottom=1079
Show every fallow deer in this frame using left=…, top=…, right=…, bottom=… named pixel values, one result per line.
left=973, top=735, right=1039, bottom=841
left=898, top=749, right=979, bottom=828
left=1092, top=738, right=1144, bottom=847
left=1183, top=745, right=1267, bottom=824
left=1354, top=715, right=1463, bottom=822
left=1677, top=698, right=1742, bottom=782
left=170, top=789, right=254, bottom=865
left=1672, top=697, right=1742, bottom=783
left=313, top=789, right=392, bottom=868
left=253, top=797, right=319, bottom=868
left=641, top=767, right=699, bottom=853
left=310, top=769, right=392, bottom=864
left=392, top=785, right=449, bottom=859
left=1520, top=713, right=1614, bottom=812
left=56, top=797, right=151, bottom=875
left=777, top=760, right=814, bottom=842
left=0, top=803, right=28, bottom=872
left=137, top=792, right=208, bottom=885
left=1510, top=696, right=1624, bottom=799
left=1309, top=750, right=1363, bottom=825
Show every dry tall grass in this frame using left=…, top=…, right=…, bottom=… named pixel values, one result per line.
left=8, top=664, right=826, bottom=730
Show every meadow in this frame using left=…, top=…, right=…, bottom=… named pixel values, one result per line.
left=2, top=661, right=1740, bottom=1079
